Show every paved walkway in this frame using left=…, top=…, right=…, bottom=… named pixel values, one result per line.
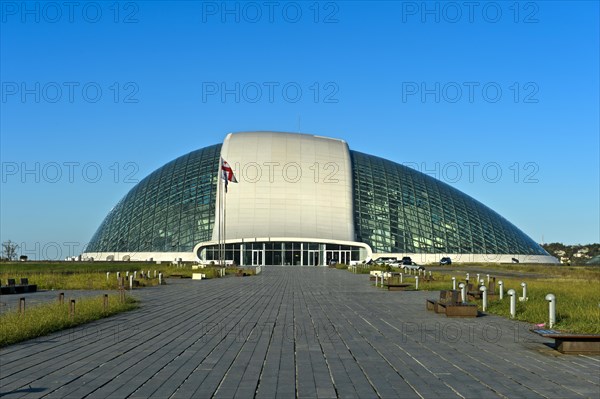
left=1, top=267, right=599, bottom=398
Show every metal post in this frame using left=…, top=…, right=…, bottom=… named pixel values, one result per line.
left=452, top=276, right=456, bottom=290
left=415, top=276, right=419, bottom=290
left=486, top=274, right=490, bottom=284
left=129, top=275, right=133, bottom=290
left=106, top=272, right=110, bottom=281
left=19, top=297, right=25, bottom=314
left=545, top=293, right=556, bottom=328
left=498, top=281, right=504, bottom=300
left=476, top=273, right=480, bottom=284
left=159, top=272, right=163, bottom=285
left=507, top=289, right=516, bottom=318
left=459, top=283, right=466, bottom=303
left=479, top=286, right=487, bottom=311
left=400, top=273, right=403, bottom=283
left=520, top=282, right=528, bottom=301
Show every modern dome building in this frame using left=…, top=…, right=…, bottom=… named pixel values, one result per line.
left=83, top=132, right=557, bottom=265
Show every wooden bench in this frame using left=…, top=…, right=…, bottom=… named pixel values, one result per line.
left=426, top=290, right=478, bottom=317
left=426, top=290, right=460, bottom=314
left=0, top=278, right=37, bottom=295
left=383, top=276, right=411, bottom=291
left=443, top=303, right=478, bottom=318
left=532, top=329, right=600, bottom=355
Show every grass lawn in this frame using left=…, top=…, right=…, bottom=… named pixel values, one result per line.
left=355, top=263, right=600, bottom=334
left=0, top=294, right=139, bottom=347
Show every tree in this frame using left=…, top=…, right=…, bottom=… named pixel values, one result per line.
left=1, top=240, right=19, bottom=261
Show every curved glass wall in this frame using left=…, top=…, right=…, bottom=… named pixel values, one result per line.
left=350, top=151, right=548, bottom=256
left=86, top=144, right=221, bottom=253
left=197, top=242, right=362, bottom=266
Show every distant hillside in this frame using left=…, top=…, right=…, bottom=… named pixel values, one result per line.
left=541, top=243, right=600, bottom=265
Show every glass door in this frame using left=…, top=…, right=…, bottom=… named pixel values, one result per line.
left=252, top=250, right=262, bottom=266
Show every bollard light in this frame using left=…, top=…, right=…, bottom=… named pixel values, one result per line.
left=498, top=280, right=504, bottom=300
left=520, top=282, right=528, bottom=301
left=129, top=275, right=133, bottom=290
left=452, top=277, right=456, bottom=290
left=459, top=283, right=466, bottom=303
left=159, top=272, right=163, bottom=285
left=479, top=286, right=487, bottom=312
left=106, top=272, right=110, bottom=281
left=545, top=293, right=556, bottom=328
left=415, top=276, right=419, bottom=290
left=507, top=289, right=516, bottom=318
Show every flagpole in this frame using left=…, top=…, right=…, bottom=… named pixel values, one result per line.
left=217, top=158, right=222, bottom=266
left=224, top=181, right=227, bottom=267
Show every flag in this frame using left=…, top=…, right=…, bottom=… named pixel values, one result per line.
left=221, top=158, right=237, bottom=192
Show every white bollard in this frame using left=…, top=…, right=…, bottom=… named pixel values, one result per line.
left=134, top=271, right=137, bottom=279
left=480, top=285, right=488, bottom=312
left=466, top=273, right=470, bottom=281
left=106, top=272, right=110, bottom=280
left=117, top=271, right=121, bottom=279
left=498, top=280, right=504, bottom=300
left=459, top=283, right=466, bottom=303
left=415, top=276, right=419, bottom=290
left=476, top=274, right=480, bottom=283
left=479, top=279, right=484, bottom=288
left=129, top=275, right=133, bottom=290
left=452, top=277, right=456, bottom=290
left=486, top=274, right=490, bottom=284
left=520, top=282, right=528, bottom=301
left=126, top=271, right=129, bottom=277
left=159, top=272, right=163, bottom=285
left=507, top=289, right=516, bottom=318
left=545, top=293, right=556, bottom=328
left=148, top=270, right=150, bottom=278
left=154, top=270, right=157, bottom=278
left=400, top=273, right=403, bottom=283
left=375, top=274, right=379, bottom=287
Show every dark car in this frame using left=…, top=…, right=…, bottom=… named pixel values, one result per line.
left=440, top=257, right=452, bottom=265
left=401, top=256, right=414, bottom=265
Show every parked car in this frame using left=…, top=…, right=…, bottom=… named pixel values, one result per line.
left=400, top=256, right=417, bottom=266
left=440, top=257, right=452, bottom=265
left=402, top=263, right=425, bottom=271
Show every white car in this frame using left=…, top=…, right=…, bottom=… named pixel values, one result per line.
left=402, top=264, right=425, bottom=271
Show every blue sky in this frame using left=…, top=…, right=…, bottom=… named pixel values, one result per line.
left=1, top=1, right=598, bottom=259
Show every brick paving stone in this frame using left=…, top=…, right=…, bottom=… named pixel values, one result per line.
left=1, top=267, right=599, bottom=398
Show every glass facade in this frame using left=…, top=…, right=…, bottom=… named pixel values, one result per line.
left=350, top=151, right=548, bottom=255
left=85, top=141, right=549, bottom=259
left=86, top=144, right=221, bottom=253
left=198, top=242, right=362, bottom=266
